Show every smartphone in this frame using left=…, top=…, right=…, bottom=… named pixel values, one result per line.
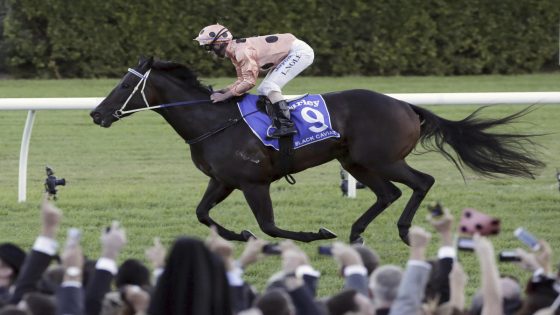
left=262, top=243, right=281, bottom=255
left=514, top=227, right=540, bottom=251
left=318, top=245, right=332, bottom=256
left=427, top=201, right=444, bottom=217
left=66, top=228, right=82, bottom=247
left=457, top=237, right=474, bottom=251
left=499, top=250, right=521, bottom=262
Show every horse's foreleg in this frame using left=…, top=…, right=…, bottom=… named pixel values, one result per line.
left=382, top=162, right=435, bottom=245
left=196, top=178, right=251, bottom=241
left=343, top=164, right=402, bottom=244
left=242, top=184, right=337, bottom=242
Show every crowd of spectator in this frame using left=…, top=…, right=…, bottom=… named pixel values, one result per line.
left=0, top=194, right=558, bottom=315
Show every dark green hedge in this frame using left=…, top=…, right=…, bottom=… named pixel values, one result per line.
left=0, top=0, right=7, bottom=73
left=1, top=0, right=558, bottom=78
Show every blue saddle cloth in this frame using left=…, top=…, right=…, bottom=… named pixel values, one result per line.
left=236, top=94, right=340, bottom=150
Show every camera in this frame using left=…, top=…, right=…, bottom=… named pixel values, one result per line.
left=262, top=243, right=281, bottom=255
left=318, top=245, right=333, bottom=256
left=457, top=237, right=475, bottom=251
left=427, top=201, right=444, bottom=217
left=514, top=227, right=540, bottom=251
left=498, top=250, right=521, bottom=262
left=458, top=208, right=500, bottom=236
left=44, top=166, right=66, bottom=197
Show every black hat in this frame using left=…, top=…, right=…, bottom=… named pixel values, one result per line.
left=0, top=243, right=26, bottom=274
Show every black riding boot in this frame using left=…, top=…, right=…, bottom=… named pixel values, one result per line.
left=269, top=100, right=297, bottom=138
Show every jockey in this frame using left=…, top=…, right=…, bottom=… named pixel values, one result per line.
left=194, top=23, right=315, bottom=138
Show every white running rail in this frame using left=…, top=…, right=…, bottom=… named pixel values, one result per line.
left=2, top=92, right=560, bottom=202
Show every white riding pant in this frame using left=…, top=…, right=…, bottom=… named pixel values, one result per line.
left=257, top=39, right=314, bottom=101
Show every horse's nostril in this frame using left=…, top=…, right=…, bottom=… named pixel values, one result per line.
left=91, top=111, right=103, bottom=124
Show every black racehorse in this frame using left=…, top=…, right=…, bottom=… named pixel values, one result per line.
left=91, top=57, right=544, bottom=244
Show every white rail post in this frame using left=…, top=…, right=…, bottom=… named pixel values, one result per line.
left=18, top=110, right=36, bottom=203
left=347, top=174, right=357, bottom=198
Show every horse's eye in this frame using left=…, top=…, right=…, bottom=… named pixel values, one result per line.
left=121, top=83, right=130, bottom=89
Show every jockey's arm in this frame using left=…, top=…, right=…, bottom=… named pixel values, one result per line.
left=224, top=66, right=243, bottom=93
left=228, top=49, right=258, bottom=96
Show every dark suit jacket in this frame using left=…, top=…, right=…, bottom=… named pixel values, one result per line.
left=434, top=257, right=453, bottom=304
left=376, top=308, right=390, bottom=315
left=0, top=286, right=10, bottom=305
left=230, top=283, right=257, bottom=313
left=302, top=274, right=320, bottom=297
left=56, top=286, right=85, bottom=315
left=85, top=269, right=113, bottom=315
left=9, top=250, right=53, bottom=304
left=289, top=285, right=326, bottom=315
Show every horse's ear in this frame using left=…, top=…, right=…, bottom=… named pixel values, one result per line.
left=145, top=56, right=154, bottom=68
left=138, top=55, right=154, bottom=69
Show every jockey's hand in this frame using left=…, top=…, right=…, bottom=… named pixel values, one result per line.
left=211, top=90, right=233, bottom=103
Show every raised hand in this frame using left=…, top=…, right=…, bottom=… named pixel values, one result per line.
left=145, top=237, right=166, bottom=270
left=40, top=193, right=63, bottom=238
left=101, top=221, right=127, bottom=260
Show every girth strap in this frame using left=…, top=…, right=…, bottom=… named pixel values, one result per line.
left=278, top=136, right=295, bottom=183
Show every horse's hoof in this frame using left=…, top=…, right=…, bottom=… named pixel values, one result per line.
left=399, top=232, right=410, bottom=246
left=350, top=236, right=364, bottom=245
left=318, top=227, right=337, bottom=239
left=241, top=230, right=257, bottom=241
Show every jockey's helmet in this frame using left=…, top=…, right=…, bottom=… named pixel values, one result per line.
left=194, top=24, right=233, bottom=48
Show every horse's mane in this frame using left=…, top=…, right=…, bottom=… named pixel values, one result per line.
left=152, top=60, right=211, bottom=95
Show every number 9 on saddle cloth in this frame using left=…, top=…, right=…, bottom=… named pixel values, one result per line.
left=241, top=94, right=340, bottom=150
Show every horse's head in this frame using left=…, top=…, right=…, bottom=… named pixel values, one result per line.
left=92, top=57, right=212, bottom=128
left=90, top=57, right=157, bottom=127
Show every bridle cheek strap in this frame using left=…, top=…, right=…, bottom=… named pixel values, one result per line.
left=114, top=68, right=152, bottom=118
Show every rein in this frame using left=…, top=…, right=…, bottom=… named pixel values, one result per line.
left=186, top=109, right=259, bottom=145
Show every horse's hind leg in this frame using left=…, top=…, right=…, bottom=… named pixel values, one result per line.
left=380, top=161, right=435, bottom=244
left=242, top=183, right=337, bottom=242
left=196, top=178, right=251, bottom=241
left=343, top=164, right=402, bottom=244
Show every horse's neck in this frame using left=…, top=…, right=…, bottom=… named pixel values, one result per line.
left=150, top=75, right=239, bottom=143
left=157, top=98, right=239, bottom=143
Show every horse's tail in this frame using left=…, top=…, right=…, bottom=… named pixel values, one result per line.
left=409, top=104, right=545, bottom=178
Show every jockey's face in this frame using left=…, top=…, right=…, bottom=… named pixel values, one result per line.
left=209, top=42, right=228, bottom=58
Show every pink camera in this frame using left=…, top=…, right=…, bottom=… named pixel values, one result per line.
left=458, top=208, right=500, bottom=236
